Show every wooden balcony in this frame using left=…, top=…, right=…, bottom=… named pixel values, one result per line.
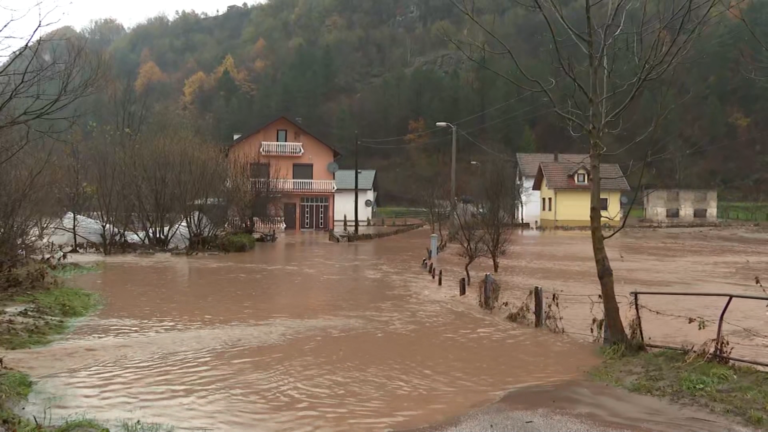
left=260, top=141, right=304, bottom=156
left=252, top=179, right=336, bottom=193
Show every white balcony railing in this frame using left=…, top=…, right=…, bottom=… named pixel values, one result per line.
left=260, top=141, right=304, bottom=156
left=252, top=179, right=336, bottom=193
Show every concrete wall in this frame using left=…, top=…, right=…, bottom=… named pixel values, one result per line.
left=539, top=177, right=622, bottom=228
left=643, top=189, right=718, bottom=223
left=334, top=190, right=375, bottom=223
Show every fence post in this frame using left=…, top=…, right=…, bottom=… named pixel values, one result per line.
left=431, top=267, right=436, bottom=279
left=428, top=262, right=433, bottom=274
left=633, top=292, right=645, bottom=346
left=459, top=278, right=466, bottom=296
left=438, top=270, right=442, bottom=286
left=534, top=286, right=544, bottom=328
left=715, top=296, right=734, bottom=358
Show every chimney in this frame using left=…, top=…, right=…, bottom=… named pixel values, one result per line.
left=554, top=152, right=559, bottom=162
left=233, top=133, right=242, bottom=141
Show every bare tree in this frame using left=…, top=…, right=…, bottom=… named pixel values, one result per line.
left=454, top=202, right=487, bottom=286
left=53, top=128, right=92, bottom=252
left=419, top=175, right=451, bottom=251
left=0, top=4, right=103, bottom=167
left=226, top=156, right=284, bottom=234
left=477, top=160, right=516, bottom=273
left=449, top=0, right=725, bottom=344
left=0, top=131, right=57, bottom=264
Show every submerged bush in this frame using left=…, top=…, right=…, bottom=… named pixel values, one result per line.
left=219, top=233, right=256, bottom=252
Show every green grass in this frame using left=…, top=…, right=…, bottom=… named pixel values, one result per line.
left=719, top=202, right=768, bottom=221
left=18, top=287, right=100, bottom=319
left=0, top=287, right=100, bottom=350
left=219, top=233, right=256, bottom=252
left=0, top=371, right=33, bottom=404
left=56, top=417, right=110, bottom=432
left=50, top=263, right=103, bottom=279
left=591, top=349, right=768, bottom=428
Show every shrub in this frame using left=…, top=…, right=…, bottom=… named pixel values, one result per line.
left=366, top=217, right=371, bottom=226
left=219, top=233, right=256, bottom=253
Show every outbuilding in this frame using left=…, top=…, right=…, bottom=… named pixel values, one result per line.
left=334, top=170, right=377, bottom=225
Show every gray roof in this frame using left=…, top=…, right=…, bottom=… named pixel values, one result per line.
left=335, top=170, right=376, bottom=190
left=516, top=153, right=590, bottom=177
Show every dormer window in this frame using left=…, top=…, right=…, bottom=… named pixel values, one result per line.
left=576, top=173, right=587, bottom=184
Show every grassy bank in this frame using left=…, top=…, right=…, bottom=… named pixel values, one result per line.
left=591, top=349, right=768, bottom=429
left=0, top=264, right=101, bottom=350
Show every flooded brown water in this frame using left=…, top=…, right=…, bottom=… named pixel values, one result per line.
left=7, top=227, right=768, bottom=431
left=7, top=230, right=597, bottom=431
left=430, top=227, right=768, bottom=363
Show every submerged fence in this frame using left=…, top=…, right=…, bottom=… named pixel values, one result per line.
left=417, top=247, right=768, bottom=366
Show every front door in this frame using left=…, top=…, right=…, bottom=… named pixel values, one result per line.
left=283, top=203, right=296, bottom=230
left=300, top=197, right=329, bottom=230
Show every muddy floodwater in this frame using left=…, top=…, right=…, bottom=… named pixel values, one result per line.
left=7, top=227, right=768, bottom=431
left=7, top=231, right=596, bottom=431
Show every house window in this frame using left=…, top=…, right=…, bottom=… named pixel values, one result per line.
left=542, top=198, right=546, bottom=211
left=250, top=163, right=270, bottom=179
left=276, top=129, right=288, bottom=142
left=576, top=173, right=587, bottom=184
left=694, top=209, right=707, bottom=218
left=600, top=198, right=608, bottom=211
left=666, top=208, right=680, bottom=218
left=547, top=197, right=552, bottom=212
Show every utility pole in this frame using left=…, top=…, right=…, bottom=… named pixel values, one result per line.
left=354, top=130, right=359, bottom=235
left=450, top=124, right=457, bottom=204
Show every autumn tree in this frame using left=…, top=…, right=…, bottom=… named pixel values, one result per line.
left=477, top=160, right=516, bottom=273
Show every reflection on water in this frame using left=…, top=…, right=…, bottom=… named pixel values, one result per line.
left=8, top=230, right=597, bottom=431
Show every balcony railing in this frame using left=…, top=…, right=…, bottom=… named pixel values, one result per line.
left=260, top=141, right=304, bottom=156
left=252, top=179, right=336, bottom=193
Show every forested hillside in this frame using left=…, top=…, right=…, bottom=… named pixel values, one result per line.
left=33, top=0, right=768, bottom=201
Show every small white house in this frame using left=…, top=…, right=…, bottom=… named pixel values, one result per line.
left=334, top=170, right=377, bottom=224
left=516, top=153, right=589, bottom=227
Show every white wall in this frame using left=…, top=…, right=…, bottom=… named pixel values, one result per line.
left=334, top=190, right=375, bottom=223
left=517, top=177, right=540, bottom=227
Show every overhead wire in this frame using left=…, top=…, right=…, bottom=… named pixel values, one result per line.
left=359, top=90, right=543, bottom=143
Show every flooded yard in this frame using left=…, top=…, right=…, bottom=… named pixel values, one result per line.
left=5, top=227, right=768, bottom=431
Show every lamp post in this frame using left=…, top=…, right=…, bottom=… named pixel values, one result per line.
left=436, top=122, right=457, bottom=204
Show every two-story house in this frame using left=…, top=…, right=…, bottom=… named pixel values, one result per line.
left=227, top=116, right=341, bottom=231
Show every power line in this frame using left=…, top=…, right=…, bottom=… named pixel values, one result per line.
left=359, top=104, right=554, bottom=149
left=359, top=90, right=542, bottom=143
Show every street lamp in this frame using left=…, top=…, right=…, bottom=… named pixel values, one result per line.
left=436, top=122, right=457, bottom=204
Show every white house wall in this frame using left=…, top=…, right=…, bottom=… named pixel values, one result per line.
left=334, top=190, right=375, bottom=223
left=517, top=176, right=540, bottom=227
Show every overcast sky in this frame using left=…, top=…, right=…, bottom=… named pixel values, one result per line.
left=2, top=0, right=260, bottom=59
left=10, top=0, right=251, bottom=31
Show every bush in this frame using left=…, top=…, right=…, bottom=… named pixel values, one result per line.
left=366, top=217, right=371, bottom=226
left=219, top=233, right=256, bottom=253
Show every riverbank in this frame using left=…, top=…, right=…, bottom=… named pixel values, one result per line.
left=591, top=349, right=768, bottom=429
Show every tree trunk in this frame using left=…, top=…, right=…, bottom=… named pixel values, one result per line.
left=71, top=212, right=79, bottom=253
left=589, top=142, right=628, bottom=345
left=492, top=256, right=499, bottom=273
left=464, top=262, right=471, bottom=286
